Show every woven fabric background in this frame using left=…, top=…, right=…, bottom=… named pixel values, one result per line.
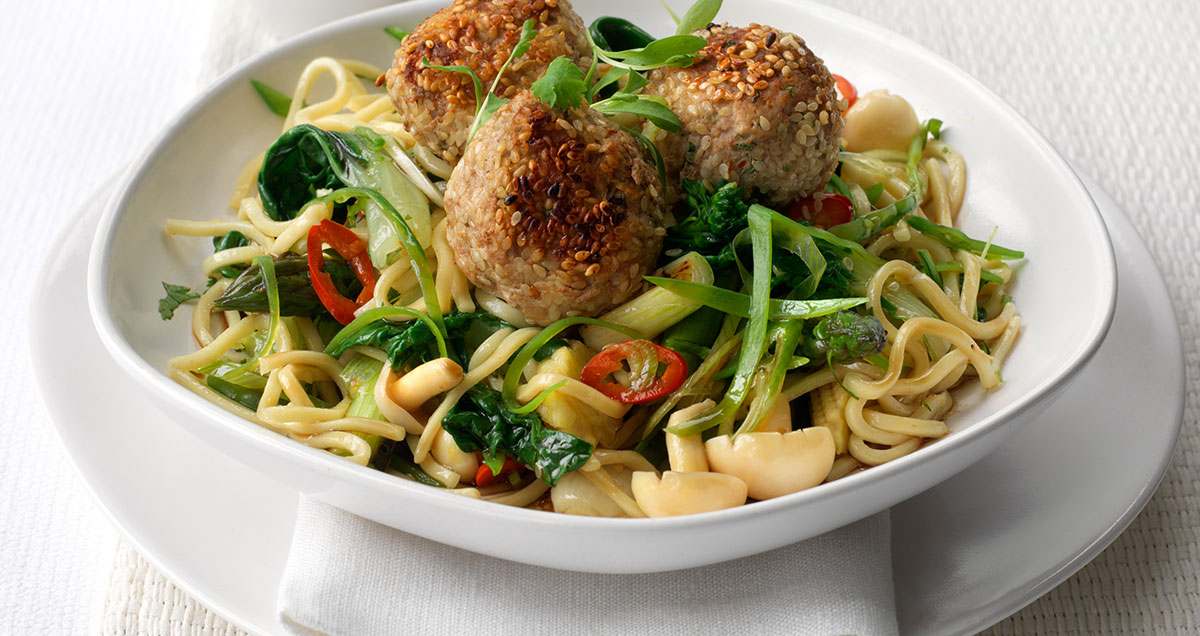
left=79, top=0, right=1200, bottom=633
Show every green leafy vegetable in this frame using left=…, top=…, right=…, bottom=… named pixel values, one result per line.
left=327, top=311, right=505, bottom=369
left=305, top=187, right=444, bottom=336
left=670, top=205, right=774, bottom=437
left=250, top=79, right=292, bottom=117
left=589, top=16, right=656, bottom=51
left=917, top=248, right=942, bottom=288
left=530, top=56, right=589, bottom=110
left=158, top=283, right=200, bottom=320
left=589, top=32, right=707, bottom=71
left=664, top=180, right=751, bottom=271
left=864, top=182, right=884, bottom=205
left=210, top=231, right=250, bottom=280
left=906, top=216, right=1025, bottom=260
left=384, top=26, right=408, bottom=42
left=212, top=254, right=359, bottom=317
left=675, top=0, right=723, bottom=35
left=257, top=124, right=431, bottom=268
left=441, top=385, right=593, bottom=486
left=533, top=338, right=570, bottom=361
left=591, top=93, right=681, bottom=131
left=801, top=311, right=887, bottom=365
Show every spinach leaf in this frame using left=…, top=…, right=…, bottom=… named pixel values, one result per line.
left=442, top=385, right=593, bottom=486
left=327, top=311, right=506, bottom=369
left=256, top=124, right=431, bottom=268
left=158, top=282, right=200, bottom=320
left=212, top=254, right=360, bottom=317
left=801, top=311, right=887, bottom=365
left=211, top=231, right=249, bottom=280
left=664, top=179, right=750, bottom=271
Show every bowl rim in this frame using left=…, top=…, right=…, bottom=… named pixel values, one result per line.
left=86, top=0, right=1118, bottom=532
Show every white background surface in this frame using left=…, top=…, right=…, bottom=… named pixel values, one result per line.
left=4, top=1, right=1197, bottom=634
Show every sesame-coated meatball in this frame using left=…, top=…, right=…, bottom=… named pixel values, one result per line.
left=445, top=92, right=666, bottom=326
left=384, top=0, right=591, bottom=166
left=645, top=23, right=844, bottom=205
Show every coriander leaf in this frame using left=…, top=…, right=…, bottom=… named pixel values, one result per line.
left=531, top=56, right=588, bottom=110
left=442, top=385, right=593, bottom=486
left=250, top=79, right=292, bottom=117
left=384, top=26, right=408, bottom=42
left=158, top=282, right=200, bottom=320
left=676, top=0, right=723, bottom=35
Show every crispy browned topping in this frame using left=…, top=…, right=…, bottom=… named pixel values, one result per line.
left=685, top=23, right=819, bottom=101
left=399, top=0, right=568, bottom=109
left=493, top=100, right=635, bottom=272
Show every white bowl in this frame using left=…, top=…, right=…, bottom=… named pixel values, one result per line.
left=88, top=0, right=1116, bottom=573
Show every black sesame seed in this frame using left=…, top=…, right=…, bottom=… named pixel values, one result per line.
left=548, top=182, right=562, bottom=198
left=706, top=22, right=718, bottom=30
left=503, top=194, right=518, bottom=205
left=765, top=32, right=777, bottom=47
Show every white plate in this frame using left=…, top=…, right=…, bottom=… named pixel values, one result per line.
left=86, top=0, right=1117, bottom=574
left=34, top=172, right=1182, bottom=635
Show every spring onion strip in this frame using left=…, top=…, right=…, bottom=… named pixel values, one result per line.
left=325, top=306, right=448, bottom=361
left=637, top=332, right=741, bottom=445
left=672, top=205, right=773, bottom=438
left=645, top=277, right=865, bottom=319
left=933, top=261, right=1005, bottom=285
left=917, top=248, right=942, bottom=288
left=304, top=187, right=445, bottom=337
left=502, top=317, right=646, bottom=414
left=828, top=119, right=942, bottom=242
left=906, top=216, right=1025, bottom=259
left=736, top=321, right=803, bottom=435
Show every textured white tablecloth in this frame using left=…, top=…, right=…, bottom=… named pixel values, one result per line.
left=4, top=1, right=1197, bottom=634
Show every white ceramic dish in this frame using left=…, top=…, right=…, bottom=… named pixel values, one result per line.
left=45, top=172, right=1179, bottom=635
left=87, top=0, right=1117, bottom=573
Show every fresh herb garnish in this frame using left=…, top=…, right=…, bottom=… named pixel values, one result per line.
left=422, top=19, right=538, bottom=145
left=675, top=0, right=723, bottom=35
left=384, top=26, right=408, bottom=42
left=158, top=282, right=200, bottom=320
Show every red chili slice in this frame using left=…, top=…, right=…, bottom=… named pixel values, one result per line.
left=787, top=192, right=854, bottom=229
left=306, top=220, right=376, bottom=324
left=474, top=457, right=522, bottom=488
left=580, top=340, right=688, bottom=404
left=833, top=73, right=857, bottom=111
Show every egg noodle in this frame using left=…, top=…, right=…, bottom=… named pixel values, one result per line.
left=163, top=50, right=1021, bottom=515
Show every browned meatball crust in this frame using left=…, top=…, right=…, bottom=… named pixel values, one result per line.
left=645, top=23, right=844, bottom=205
left=445, top=92, right=666, bottom=326
left=385, top=0, right=591, bottom=166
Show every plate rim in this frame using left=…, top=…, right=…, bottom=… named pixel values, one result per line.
left=81, top=0, right=1120, bottom=544
left=38, top=168, right=1183, bottom=636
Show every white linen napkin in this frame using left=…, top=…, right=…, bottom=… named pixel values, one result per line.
left=278, top=499, right=897, bottom=636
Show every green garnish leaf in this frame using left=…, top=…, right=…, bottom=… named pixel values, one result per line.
left=250, top=79, right=292, bottom=118
left=384, top=26, right=408, bottom=42
left=591, top=93, right=682, bottom=131
left=531, top=56, right=589, bottom=110
left=676, top=0, right=723, bottom=35
left=158, top=283, right=200, bottom=320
